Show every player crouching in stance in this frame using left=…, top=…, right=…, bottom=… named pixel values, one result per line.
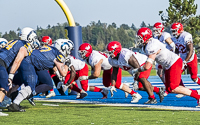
left=55, top=39, right=107, bottom=99
left=0, top=27, right=39, bottom=112
left=8, top=33, right=69, bottom=111
left=107, top=41, right=164, bottom=104
left=134, top=27, right=200, bottom=107
left=54, top=39, right=87, bottom=99
left=78, top=43, right=122, bottom=99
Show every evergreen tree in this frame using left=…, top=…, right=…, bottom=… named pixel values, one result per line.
left=159, top=0, right=200, bottom=45
left=140, top=21, right=147, bottom=28
left=131, top=23, right=137, bottom=30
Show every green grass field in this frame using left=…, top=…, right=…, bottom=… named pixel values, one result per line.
left=1, top=101, right=200, bottom=125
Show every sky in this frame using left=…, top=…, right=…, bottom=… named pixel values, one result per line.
left=0, top=0, right=200, bottom=34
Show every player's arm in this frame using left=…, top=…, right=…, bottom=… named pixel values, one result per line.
left=184, top=41, right=193, bottom=62
left=140, top=53, right=157, bottom=71
left=111, top=66, right=119, bottom=86
left=165, top=37, right=176, bottom=52
left=132, top=50, right=159, bottom=75
left=54, top=59, right=68, bottom=77
left=65, top=65, right=76, bottom=85
left=9, top=47, right=28, bottom=80
left=128, top=55, right=140, bottom=79
left=88, top=59, right=103, bottom=79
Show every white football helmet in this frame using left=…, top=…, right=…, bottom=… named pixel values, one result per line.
left=19, top=27, right=39, bottom=48
left=54, top=39, right=74, bottom=55
left=0, top=38, right=8, bottom=48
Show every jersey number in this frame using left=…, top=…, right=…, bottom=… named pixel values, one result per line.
left=176, top=43, right=186, bottom=53
left=40, top=46, right=52, bottom=52
left=5, top=40, right=18, bottom=50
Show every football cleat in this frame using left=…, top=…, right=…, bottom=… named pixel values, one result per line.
left=76, top=90, right=88, bottom=99
left=28, top=97, right=35, bottom=106
left=157, top=87, right=165, bottom=102
left=164, top=91, right=168, bottom=97
left=131, top=93, right=142, bottom=103
left=46, top=91, right=56, bottom=98
left=8, top=103, right=25, bottom=112
left=101, top=88, right=109, bottom=99
left=26, top=94, right=35, bottom=106
left=144, top=98, right=157, bottom=104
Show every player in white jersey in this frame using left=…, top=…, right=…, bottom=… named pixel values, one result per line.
left=107, top=41, right=165, bottom=104
left=78, top=43, right=118, bottom=99
left=153, top=22, right=176, bottom=96
left=55, top=41, right=107, bottom=99
left=133, top=27, right=200, bottom=107
left=171, top=22, right=200, bottom=85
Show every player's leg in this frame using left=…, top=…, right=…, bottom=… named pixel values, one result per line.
left=0, top=66, right=9, bottom=108
left=8, top=60, right=37, bottom=112
left=187, top=54, right=200, bottom=84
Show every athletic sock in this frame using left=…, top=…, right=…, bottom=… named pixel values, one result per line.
left=196, top=78, right=200, bottom=85
left=190, top=90, right=200, bottom=100
left=149, top=95, right=156, bottom=99
left=130, top=90, right=137, bottom=95
left=13, top=93, right=24, bottom=105
left=153, top=87, right=160, bottom=93
left=93, top=87, right=102, bottom=92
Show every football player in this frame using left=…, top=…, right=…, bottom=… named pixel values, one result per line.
left=152, top=22, right=176, bottom=97
left=8, top=35, right=69, bottom=111
left=133, top=27, right=200, bottom=107
left=56, top=40, right=107, bottom=99
left=171, top=22, right=200, bottom=85
left=0, top=27, right=39, bottom=112
left=107, top=41, right=164, bottom=104
left=78, top=43, right=121, bottom=99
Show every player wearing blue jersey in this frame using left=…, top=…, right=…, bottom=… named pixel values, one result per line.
left=10, top=37, right=69, bottom=108
left=0, top=38, right=9, bottom=116
left=0, top=27, right=39, bottom=112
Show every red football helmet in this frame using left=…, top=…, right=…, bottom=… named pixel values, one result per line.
left=153, top=22, right=164, bottom=37
left=106, top=41, right=122, bottom=58
left=41, top=36, right=52, bottom=45
left=137, top=27, right=153, bottom=44
left=171, top=22, right=183, bottom=37
left=78, top=43, right=92, bottom=59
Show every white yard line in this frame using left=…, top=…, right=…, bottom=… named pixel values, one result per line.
left=35, top=98, right=200, bottom=111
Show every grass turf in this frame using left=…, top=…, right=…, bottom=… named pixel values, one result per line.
left=1, top=100, right=200, bottom=125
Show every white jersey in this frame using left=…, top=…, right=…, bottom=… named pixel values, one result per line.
left=171, top=31, right=195, bottom=62
left=87, top=50, right=112, bottom=70
left=154, top=32, right=172, bottom=50
left=145, top=38, right=179, bottom=70
left=67, top=55, right=85, bottom=71
left=108, top=48, right=147, bottom=75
